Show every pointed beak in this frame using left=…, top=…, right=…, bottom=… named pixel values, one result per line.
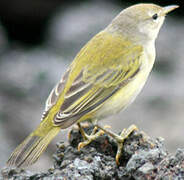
left=162, top=5, right=179, bottom=15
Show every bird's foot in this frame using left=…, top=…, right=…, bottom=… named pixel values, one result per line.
left=96, top=124, right=138, bottom=165
left=77, top=123, right=108, bottom=151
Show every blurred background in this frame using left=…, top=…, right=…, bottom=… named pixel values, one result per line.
left=0, top=0, right=183, bottom=172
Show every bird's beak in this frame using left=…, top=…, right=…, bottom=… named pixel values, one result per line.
left=162, top=5, right=179, bottom=15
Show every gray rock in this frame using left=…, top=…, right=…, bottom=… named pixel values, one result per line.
left=2, top=126, right=184, bottom=179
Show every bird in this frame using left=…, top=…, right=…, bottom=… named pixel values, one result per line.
left=7, top=3, right=178, bottom=168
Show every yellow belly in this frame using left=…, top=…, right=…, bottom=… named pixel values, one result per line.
left=78, top=44, right=155, bottom=122
left=94, top=67, right=150, bottom=119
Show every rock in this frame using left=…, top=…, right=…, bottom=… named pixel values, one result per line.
left=1, top=125, right=184, bottom=179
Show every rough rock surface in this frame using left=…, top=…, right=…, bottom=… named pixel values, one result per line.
left=1, top=125, right=184, bottom=180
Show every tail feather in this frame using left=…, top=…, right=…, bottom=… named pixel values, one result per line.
left=7, top=126, right=60, bottom=168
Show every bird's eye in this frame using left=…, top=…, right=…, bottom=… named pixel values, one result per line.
left=152, top=13, right=158, bottom=20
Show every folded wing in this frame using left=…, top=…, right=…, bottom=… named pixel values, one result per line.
left=42, top=31, right=143, bottom=127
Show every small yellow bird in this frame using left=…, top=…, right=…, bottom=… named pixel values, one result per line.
left=7, top=3, right=178, bottom=168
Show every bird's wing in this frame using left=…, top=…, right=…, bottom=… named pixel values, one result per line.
left=42, top=31, right=143, bottom=127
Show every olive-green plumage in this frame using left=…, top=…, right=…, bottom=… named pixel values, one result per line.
left=7, top=3, right=178, bottom=168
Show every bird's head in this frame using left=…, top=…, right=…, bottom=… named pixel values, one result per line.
left=108, top=4, right=179, bottom=43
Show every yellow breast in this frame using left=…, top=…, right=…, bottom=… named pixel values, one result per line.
left=95, top=45, right=155, bottom=119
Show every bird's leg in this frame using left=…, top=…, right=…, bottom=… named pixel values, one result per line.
left=95, top=124, right=138, bottom=165
left=77, top=122, right=105, bottom=151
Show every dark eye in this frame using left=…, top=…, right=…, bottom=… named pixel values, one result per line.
left=152, top=13, right=158, bottom=20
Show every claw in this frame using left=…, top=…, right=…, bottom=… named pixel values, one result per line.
left=96, top=124, right=138, bottom=165
left=77, top=123, right=138, bottom=165
left=115, top=142, right=123, bottom=165
left=78, top=142, right=88, bottom=151
left=77, top=123, right=105, bottom=151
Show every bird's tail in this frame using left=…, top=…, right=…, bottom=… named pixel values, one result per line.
left=7, top=119, right=60, bottom=168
